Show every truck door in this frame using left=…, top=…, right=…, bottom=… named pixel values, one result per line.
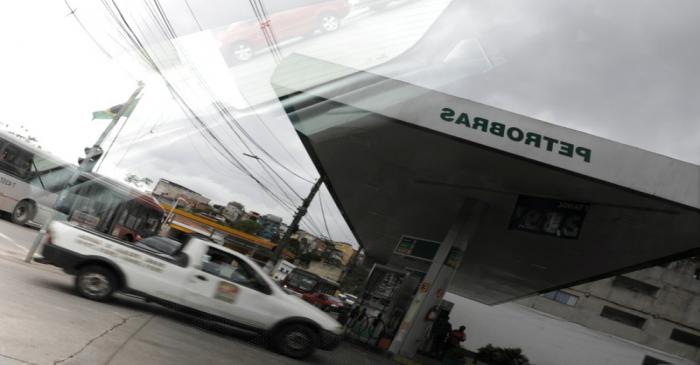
left=183, top=246, right=276, bottom=329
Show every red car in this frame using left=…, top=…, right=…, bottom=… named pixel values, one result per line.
left=301, top=292, right=345, bottom=312
left=219, top=0, right=351, bottom=63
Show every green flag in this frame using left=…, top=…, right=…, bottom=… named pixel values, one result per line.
left=91, top=97, right=140, bottom=120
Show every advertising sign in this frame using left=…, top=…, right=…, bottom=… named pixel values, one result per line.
left=509, top=195, right=588, bottom=239
left=444, top=247, right=463, bottom=269
left=393, top=236, right=441, bottom=262
left=214, top=281, right=239, bottom=303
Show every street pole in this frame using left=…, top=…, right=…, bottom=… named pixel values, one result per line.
left=263, top=177, right=323, bottom=274
left=25, top=82, right=145, bottom=262
left=165, top=197, right=188, bottom=224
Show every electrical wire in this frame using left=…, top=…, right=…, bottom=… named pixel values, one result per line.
left=141, top=2, right=315, bottom=185
left=64, top=0, right=112, bottom=58
left=93, top=1, right=326, bottom=237
left=103, top=1, right=297, bottom=215
left=318, top=187, right=333, bottom=242
left=143, top=5, right=313, bottom=205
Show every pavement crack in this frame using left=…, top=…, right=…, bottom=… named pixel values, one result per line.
left=105, top=315, right=155, bottom=365
left=0, top=352, right=39, bottom=365
left=53, top=314, right=142, bottom=365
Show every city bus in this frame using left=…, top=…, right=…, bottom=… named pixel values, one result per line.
left=0, top=130, right=77, bottom=226
left=57, top=174, right=165, bottom=242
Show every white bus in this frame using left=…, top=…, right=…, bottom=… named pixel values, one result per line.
left=0, top=130, right=76, bottom=226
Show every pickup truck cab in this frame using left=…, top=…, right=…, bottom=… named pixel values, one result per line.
left=41, top=221, right=343, bottom=359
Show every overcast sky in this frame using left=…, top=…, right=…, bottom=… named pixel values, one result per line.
left=1, top=0, right=698, bottom=248
left=388, top=0, right=700, bottom=165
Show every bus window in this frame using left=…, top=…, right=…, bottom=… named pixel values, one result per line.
left=141, top=211, right=162, bottom=237
left=109, top=199, right=164, bottom=241
left=0, top=143, right=33, bottom=180
left=62, top=176, right=164, bottom=242
left=69, top=182, right=117, bottom=230
left=29, top=155, right=75, bottom=193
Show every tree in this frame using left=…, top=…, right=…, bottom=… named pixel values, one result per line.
left=231, top=220, right=263, bottom=235
left=475, top=345, right=531, bottom=365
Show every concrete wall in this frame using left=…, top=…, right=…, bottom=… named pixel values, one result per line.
left=516, top=260, right=700, bottom=362
left=446, top=293, right=695, bottom=365
left=306, top=260, right=343, bottom=283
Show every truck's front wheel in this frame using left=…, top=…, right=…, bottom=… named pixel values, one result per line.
left=273, top=324, right=319, bottom=359
left=76, top=265, right=116, bottom=301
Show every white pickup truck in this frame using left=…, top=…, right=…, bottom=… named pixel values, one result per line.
left=41, top=221, right=343, bottom=359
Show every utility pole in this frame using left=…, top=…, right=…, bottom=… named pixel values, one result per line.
left=263, top=177, right=323, bottom=274
left=25, top=82, right=145, bottom=262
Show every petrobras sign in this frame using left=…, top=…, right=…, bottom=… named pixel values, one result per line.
left=272, top=54, right=700, bottom=210
left=439, top=107, right=592, bottom=163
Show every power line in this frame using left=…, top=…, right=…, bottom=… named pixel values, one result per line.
left=247, top=0, right=283, bottom=63
left=318, top=187, right=332, bottom=242
left=102, top=1, right=297, bottom=215
left=96, top=1, right=319, bottom=233
left=139, top=3, right=308, bottom=189
left=141, top=1, right=315, bottom=185
left=143, top=5, right=314, bottom=210
left=64, top=0, right=112, bottom=59
left=183, top=0, right=203, bottom=32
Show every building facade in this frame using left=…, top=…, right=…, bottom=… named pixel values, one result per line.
left=152, top=178, right=210, bottom=210
left=306, top=260, right=343, bottom=284
left=241, top=210, right=261, bottom=222
left=259, top=214, right=283, bottom=240
left=333, top=241, right=356, bottom=266
left=222, top=201, right=245, bottom=223
left=517, top=258, right=700, bottom=363
left=290, top=230, right=318, bottom=253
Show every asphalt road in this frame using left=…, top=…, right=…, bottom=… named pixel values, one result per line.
left=0, top=218, right=392, bottom=365
left=0, top=216, right=37, bottom=257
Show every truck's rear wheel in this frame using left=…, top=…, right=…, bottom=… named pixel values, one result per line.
left=76, top=265, right=116, bottom=301
left=273, top=324, right=319, bottom=359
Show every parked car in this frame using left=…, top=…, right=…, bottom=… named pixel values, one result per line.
left=219, top=0, right=351, bottom=63
left=302, top=292, right=345, bottom=312
left=338, top=293, right=358, bottom=306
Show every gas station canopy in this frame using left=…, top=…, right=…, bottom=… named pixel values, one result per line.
left=272, top=53, right=700, bottom=305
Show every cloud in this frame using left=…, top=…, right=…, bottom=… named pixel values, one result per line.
left=393, top=0, right=700, bottom=164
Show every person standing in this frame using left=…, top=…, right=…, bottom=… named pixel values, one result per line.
left=442, top=325, right=467, bottom=365
left=447, top=325, right=466, bottom=348
left=430, top=313, right=452, bottom=358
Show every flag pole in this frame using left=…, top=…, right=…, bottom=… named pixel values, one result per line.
left=25, top=81, right=145, bottom=262
left=94, top=81, right=145, bottom=153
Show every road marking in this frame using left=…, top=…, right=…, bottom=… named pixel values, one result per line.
left=0, top=232, right=28, bottom=252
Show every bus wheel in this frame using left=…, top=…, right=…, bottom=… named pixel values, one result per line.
left=11, top=200, right=35, bottom=225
